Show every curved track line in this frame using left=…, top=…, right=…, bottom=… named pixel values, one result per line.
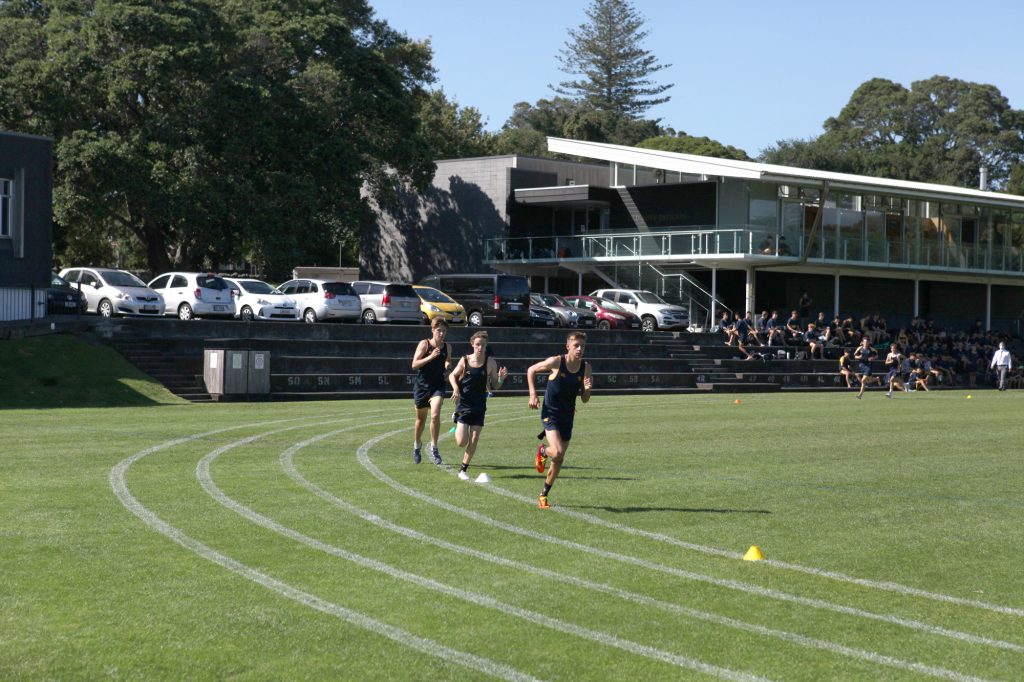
left=196, top=424, right=773, bottom=682
left=280, top=425, right=990, bottom=682
left=110, top=415, right=541, bottom=682
left=435, top=403, right=1024, bottom=618
left=359, top=419, right=1024, bottom=653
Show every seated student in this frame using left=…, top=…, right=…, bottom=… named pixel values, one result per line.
left=777, top=236, right=792, bottom=255
left=759, top=235, right=776, bottom=255
left=803, top=323, right=824, bottom=359
left=784, top=310, right=803, bottom=344
left=909, top=352, right=931, bottom=391
left=718, top=311, right=738, bottom=345
left=765, top=310, right=785, bottom=347
left=736, top=312, right=762, bottom=347
left=755, top=310, right=771, bottom=341
left=838, top=348, right=858, bottom=388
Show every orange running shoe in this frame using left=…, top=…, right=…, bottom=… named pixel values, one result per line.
left=535, top=443, right=548, bottom=473
left=538, top=494, right=550, bottom=509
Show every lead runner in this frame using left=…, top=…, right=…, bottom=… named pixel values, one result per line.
left=526, top=331, right=593, bottom=509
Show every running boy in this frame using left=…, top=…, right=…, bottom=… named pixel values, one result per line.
left=527, top=331, right=593, bottom=509
left=448, top=331, right=508, bottom=480
left=411, top=318, right=452, bottom=464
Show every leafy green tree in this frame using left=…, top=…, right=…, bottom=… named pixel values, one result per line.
left=416, top=89, right=495, bottom=160
left=554, top=0, right=672, bottom=118
left=637, top=134, right=751, bottom=161
left=761, top=76, right=1024, bottom=191
left=0, top=0, right=436, bottom=279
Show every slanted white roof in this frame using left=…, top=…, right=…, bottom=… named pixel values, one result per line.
left=547, top=137, right=1024, bottom=209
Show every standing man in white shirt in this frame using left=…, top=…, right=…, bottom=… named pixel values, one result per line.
left=989, top=341, right=1013, bottom=391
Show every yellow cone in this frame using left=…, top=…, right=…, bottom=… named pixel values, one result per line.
left=743, top=545, right=766, bottom=561
left=966, top=395, right=973, bottom=400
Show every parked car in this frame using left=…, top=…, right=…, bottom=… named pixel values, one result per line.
left=277, top=278, right=361, bottom=323
left=47, top=272, right=86, bottom=315
left=223, top=277, right=299, bottom=322
left=529, top=303, right=558, bottom=327
left=59, top=267, right=165, bottom=318
left=564, top=295, right=642, bottom=330
left=589, top=288, right=689, bottom=331
left=417, top=273, right=530, bottom=327
left=413, top=285, right=467, bottom=326
left=147, top=272, right=235, bottom=320
left=350, top=280, right=422, bottom=324
left=529, top=293, right=597, bottom=328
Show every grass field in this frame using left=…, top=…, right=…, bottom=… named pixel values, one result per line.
left=2, top=337, right=1024, bottom=680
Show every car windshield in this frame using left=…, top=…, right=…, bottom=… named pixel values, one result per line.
left=323, top=282, right=356, bottom=296
left=51, top=273, right=69, bottom=286
left=497, top=276, right=529, bottom=297
left=415, top=287, right=455, bottom=304
left=599, top=299, right=627, bottom=312
left=102, top=271, right=148, bottom=287
left=197, top=275, right=228, bottom=290
left=238, top=280, right=279, bottom=295
left=636, top=291, right=669, bottom=305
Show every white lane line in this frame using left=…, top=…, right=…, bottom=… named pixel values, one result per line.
left=282, top=426, right=991, bottom=682
left=197, top=426, right=774, bottom=682
left=437, top=403, right=1024, bottom=618
left=359, top=417, right=1024, bottom=653
left=110, top=415, right=541, bottom=682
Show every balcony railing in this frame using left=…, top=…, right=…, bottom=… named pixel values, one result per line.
left=486, top=226, right=1024, bottom=276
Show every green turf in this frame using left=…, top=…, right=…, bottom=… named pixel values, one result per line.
left=1, top=347, right=1022, bottom=679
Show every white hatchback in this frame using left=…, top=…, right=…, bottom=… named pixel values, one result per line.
left=148, top=272, right=236, bottom=320
left=59, top=267, right=165, bottom=318
left=223, top=277, right=300, bottom=322
left=277, top=278, right=361, bottom=323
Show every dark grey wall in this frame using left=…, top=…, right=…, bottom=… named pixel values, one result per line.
left=0, top=131, right=53, bottom=287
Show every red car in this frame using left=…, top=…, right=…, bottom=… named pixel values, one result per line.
left=563, top=295, right=642, bottom=330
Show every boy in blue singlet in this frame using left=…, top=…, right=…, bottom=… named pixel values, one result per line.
left=448, top=331, right=508, bottom=480
left=527, top=331, right=593, bottom=509
left=411, top=318, right=451, bottom=464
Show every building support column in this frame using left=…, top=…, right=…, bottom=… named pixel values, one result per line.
left=578, top=271, right=583, bottom=296
left=544, top=276, right=549, bottom=294
left=710, top=267, right=717, bottom=330
left=744, top=267, right=755, bottom=315
left=985, top=282, right=992, bottom=331
left=834, top=273, right=840, bottom=317
left=913, top=278, right=920, bottom=317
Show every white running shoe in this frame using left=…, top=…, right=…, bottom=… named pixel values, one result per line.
left=457, top=470, right=470, bottom=480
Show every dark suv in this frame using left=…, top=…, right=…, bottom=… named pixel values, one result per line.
left=418, top=273, right=530, bottom=327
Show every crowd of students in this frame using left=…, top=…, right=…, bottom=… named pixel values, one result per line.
left=717, top=306, right=1019, bottom=390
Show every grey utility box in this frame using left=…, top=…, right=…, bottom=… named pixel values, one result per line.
left=203, top=348, right=270, bottom=397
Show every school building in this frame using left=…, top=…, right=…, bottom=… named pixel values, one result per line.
left=366, top=137, right=1024, bottom=334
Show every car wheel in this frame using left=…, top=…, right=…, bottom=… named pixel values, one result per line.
left=98, top=299, right=114, bottom=318
left=303, top=308, right=318, bottom=324
left=597, top=320, right=611, bottom=330
left=362, top=309, right=377, bottom=324
left=641, top=315, right=657, bottom=332
left=178, top=303, right=194, bottom=321
left=468, top=311, right=484, bottom=327
left=240, top=306, right=254, bottom=322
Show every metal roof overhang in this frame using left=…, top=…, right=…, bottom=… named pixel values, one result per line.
left=514, top=184, right=612, bottom=208
left=547, top=137, right=1024, bottom=210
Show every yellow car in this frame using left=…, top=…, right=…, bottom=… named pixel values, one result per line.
left=413, top=285, right=467, bottom=326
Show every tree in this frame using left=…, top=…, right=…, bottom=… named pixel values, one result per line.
left=553, top=0, right=672, bottom=119
left=0, top=0, right=437, bottom=279
left=760, top=76, right=1024, bottom=191
left=416, top=89, right=494, bottom=160
left=637, top=134, right=751, bottom=161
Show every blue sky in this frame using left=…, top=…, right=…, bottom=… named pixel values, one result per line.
left=370, top=0, right=1024, bottom=157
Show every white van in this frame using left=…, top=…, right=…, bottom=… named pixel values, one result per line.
left=589, top=288, right=689, bottom=331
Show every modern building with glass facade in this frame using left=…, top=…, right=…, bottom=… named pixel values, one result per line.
left=472, top=138, right=1024, bottom=333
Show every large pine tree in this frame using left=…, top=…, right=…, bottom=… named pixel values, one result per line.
left=554, top=0, right=672, bottom=119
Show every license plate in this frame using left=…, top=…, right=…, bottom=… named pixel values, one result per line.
left=214, top=305, right=225, bottom=312
left=509, top=303, right=521, bottom=310
left=142, top=306, right=156, bottom=312
left=546, top=321, right=554, bottom=326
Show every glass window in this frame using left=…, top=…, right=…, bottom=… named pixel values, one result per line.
left=170, top=275, right=188, bottom=288
left=496, top=276, right=528, bottom=297
left=324, top=282, right=356, bottom=296
left=149, top=274, right=169, bottom=289
left=0, top=178, right=10, bottom=238
left=748, top=183, right=777, bottom=229
left=103, top=270, right=147, bottom=287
